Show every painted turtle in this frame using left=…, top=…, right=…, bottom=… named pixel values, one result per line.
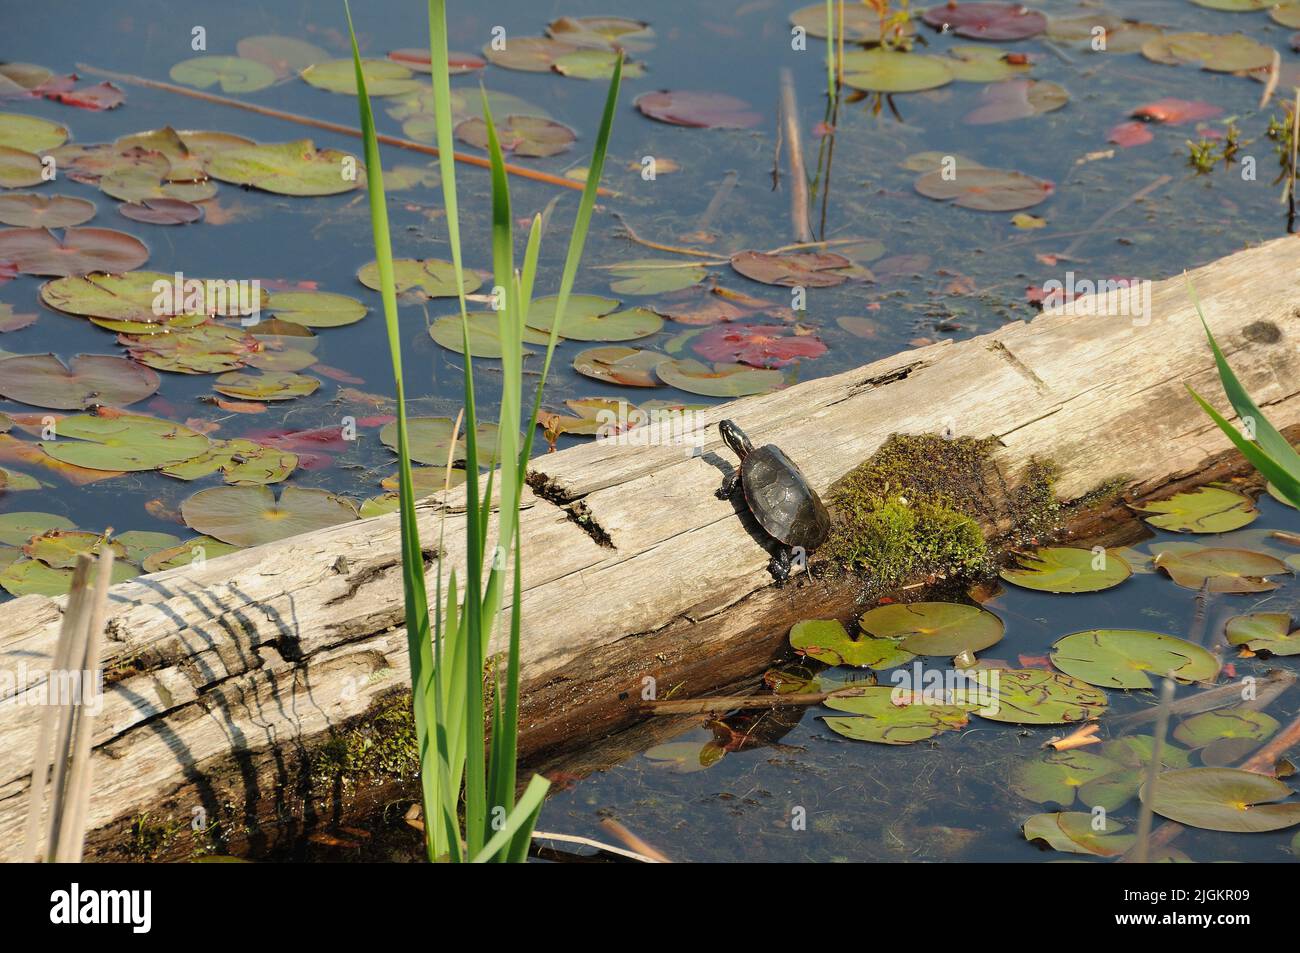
left=716, top=419, right=831, bottom=585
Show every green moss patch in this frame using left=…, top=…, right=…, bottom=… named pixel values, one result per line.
left=309, top=696, right=419, bottom=792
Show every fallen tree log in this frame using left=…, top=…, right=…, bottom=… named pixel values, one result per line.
left=0, top=235, right=1297, bottom=860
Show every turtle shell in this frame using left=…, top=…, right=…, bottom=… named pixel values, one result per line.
left=740, top=444, right=831, bottom=549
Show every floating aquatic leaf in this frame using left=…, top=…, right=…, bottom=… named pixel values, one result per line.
left=915, top=166, right=1053, bottom=211
left=0, top=113, right=67, bottom=152
left=358, top=257, right=480, bottom=297
left=140, top=535, right=240, bottom=572
left=97, top=167, right=216, bottom=204
left=380, top=465, right=465, bottom=495
left=206, top=139, right=360, bottom=196
left=977, top=669, right=1107, bottom=724
left=964, top=78, right=1068, bottom=124
left=213, top=370, right=318, bottom=401
left=181, top=484, right=357, bottom=547
left=1274, top=3, right=1300, bottom=27
left=0, top=466, right=39, bottom=491
left=655, top=359, right=783, bottom=397
left=945, top=45, right=1032, bottom=82
left=482, top=36, right=580, bottom=72
left=573, top=346, right=665, bottom=387
left=859, top=601, right=1004, bottom=656
left=0, top=556, right=136, bottom=596
left=40, top=411, right=209, bottom=471
left=607, top=259, right=706, bottom=295
left=161, top=437, right=297, bottom=485
left=999, top=546, right=1131, bottom=593
left=553, top=49, right=645, bottom=80
left=1142, top=767, right=1300, bottom=832
left=547, top=15, right=656, bottom=52
left=381, top=416, right=464, bottom=467
left=1174, top=709, right=1279, bottom=750
left=1132, top=486, right=1257, bottom=533
left=1077, top=737, right=1191, bottom=811
left=643, top=739, right=726, bottom=772
left=1225, top=612, right=1300, bottom=656
left=429, top=311, right=550, bottom=358
left=790, top=618, right=914, bottom=669
left=454, top=115, right=576, bottom=158
left=789, top=3, right=915, bottom=40
left=0, top=146, right=42, bottom=188
left=840, top=49, right=954, bottom=93
left=301, top=59, right=421, bottom=96
left=120, top=323, right=260, bottom=374
left=634, top=90, right=761, bottom=129
left=922, top=3, right=1048, bottom=41
left=1131, top=98, right=1223, bottom=125
left=1050, top=629, right=1220, bottom=689
left=0, top=227, right=148, bottom=276
left=729, top=249, right=852, bottom=288
left=822, top=686, right=974, bottom=744
left=0, top=63, right=53, bottom=91
left=265, top=290, right=366, bottom=327
left=170, top=56, right=276, bottom=93
left=1108, top=120, right=1154, bottom=147
left=1046, top=14, right=1161, bottom=53
left=23, top=529, right=125, bottom=568
left=0, top=510, right=74, bottom=545
left=1022, top=812, right=1135, bottom=857
left=386, top=49, right=485, bottom=74
left=1141, top=32, right=1275, bottom=72
left=0, top=353, right=159, bottom=409
left=236, top=35, right=328, bottom=77
left=0, top=193, right=95, bottom=227
left=112, top=530, right=181, bottom=565
left=1190, top=0, right=1272, bottom=9
left=521, top=294, right=659, bottom=342
left=118, top=197, right=202, bottom=225
left=1154, top=546, right=1288, bottom=593
left=1013, top=750, right=1124, bottom=806
left=693, top=323, right=826, bottom=369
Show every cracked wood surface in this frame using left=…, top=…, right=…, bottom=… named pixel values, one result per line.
left=0, top=235, right=1297, bottom=859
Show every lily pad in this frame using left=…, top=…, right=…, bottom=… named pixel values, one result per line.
left=0, top=227, right=148, bottom=276
left=547, top=15, right=656, bottom=52
left=1050, top=629, right=1220, bottom=689
left=945, top=45, right=1032, bottom=82
left=821, top=686, right=974, bottom=744
left=170, top=56, right=276, bottom=93
left=39, top=411, right=209, bottom=471
left=140, top=535, right=240, bottom=573
left=0, top=113, right=67, bottom=152
left=922, top=3, right=1048, bottom=41
left=789, top=3, right=915, bottom=41
left=358, top=258, right=480, bottom=298
left=643, top=739, right=725, bottom=772
left=113, top=530, right=182, bottom=565
left=381, top=416, right=460, bottom=467
left=1000, top=546, right=1131, bottom=593
left=386, top=49, right=485, bottom=75
left=693, top=323, right=826, bottom=369
left=655, top=359, right=783, bottom=397
left=1132, top=486, right=1257, bottom=533
left=213, top=370, right=319, bottom=401
left=1273, top=3, right=1300, bottom=28
left=266, top=290, right=366, bottom=328
left=607, top=259, right=706, bottom=295
left=300, top=59, right=421, bottom=96
left=1225, top=612, right=1300, bottom=656
left=729, top=250, right=852, bottom=288
left=573, top=346, right=665, bottom=387
left=977, top=669, right=1108, bottom=724
left=1022, top=812, right=1135, bottom=857
left=482, top=37, right=580, bottom=73
left=1154, top=547, right=1289, bottom=593
left=0, top=353, right=159, bottom=409
left=41, top=270, right=196, bottom=324
left=454, top=115, right=576, bottom=158
left=552, top=49, right=646, bottom=80
left=120, top=323, right=260, bottom=374
left=237, top=35, right=329, bottom=76
left=0, top=557, right=137, bottom=597
left=1174, top=709, right=1279, bottom=749
left=23, top=529, right=126, bottom=568
left=206, top=140, right=360, bottom=196
left=1013, top=750, right=1124, bottom=806
left=633, top=90, right=761, bottom=129
left=790, top=618, right=915, bottom=669
left=527, top=305, right=661, bottom=343
left=915, top=166, right=1053, bottom=211
left=381, top=466, right=465, bottom=494
left=160, top=438, right=297, bottom=485
left=0, top=146, right=42, bottom=189
left=1142, top=32, right=1275, bottom=72
left=0, top=510, right=74, bottom=545
left=964, top=78, right=1068, bottom=124
left=1141, top=767, right=1300, bottom=832
left=858, top=602, right=1004, bottom=656
left=118, top=197, right=203, bottom=225
left=0, top=193, right=95, bottom=227
left=840, top=49, right=954, bottom=93
left=1046, top=14, right=1161, bottom=53
left=429, top=311, right=550, bottom=358
left=181, top=484, right=357, bottom=547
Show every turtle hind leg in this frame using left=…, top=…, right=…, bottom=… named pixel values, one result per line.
left=768, top=546, right=793, bottom=587
left=716, top=469, right=741, bottom=500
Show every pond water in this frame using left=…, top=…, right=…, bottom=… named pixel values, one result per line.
left=3, top=0, right=1299, bottom=862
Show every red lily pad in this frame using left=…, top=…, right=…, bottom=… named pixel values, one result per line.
left=922, top=3, right=1048, bottom=41
left=729, top=250, right=853, bottom=288
left=0, top=193, right=95, bottom=228
left=693, top=324, right=827, bottom=369
left=42, top=81, right=124, bottom=111
left=0, top=353, right=160, bottom=409
left=1108, top=121, right=1154, bottom=147
left=387, top=49, right=485, bottom=74
left=453, top=115, right=576, bottom=158
left=0, top=303, right=36, bottom=331
left=118, top=197, right=203, bottom=225
left=964, top=79, right=1068, bottom=124
left=915, top=166, right=1054, bottom=211
left=634, top=90, right=761, bottom=129
left=1132, top=98, right=1223, bottom=125
left=0, top=226, right=148, bottom=276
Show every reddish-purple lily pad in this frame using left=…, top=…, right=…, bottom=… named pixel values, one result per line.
left=729, top=249, right=853, bottom=288
left=0, top=226, right=148, bottom=276
left=118, top=197, right=203, bottom=225
left=0, top=353, right=160, bottom=409
left=922, top=2, right=1048, bottom=41
left=964, top=79, right=1068, bottom=124
left=693, top=324, right=827, bottom=369
left=634, top=90, right=761, bottom=129
left=0, top=193, right=96, bottom=228
left=453, top=115, right=576, bottom=158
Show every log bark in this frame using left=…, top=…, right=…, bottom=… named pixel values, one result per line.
left=0, top=235, right=1297, bottom=860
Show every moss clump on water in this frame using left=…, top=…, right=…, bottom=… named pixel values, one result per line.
left=310, top=697, right=419, bottom=792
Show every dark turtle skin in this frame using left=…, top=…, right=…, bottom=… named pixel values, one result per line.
left=716, top=419, right=831, bottom=585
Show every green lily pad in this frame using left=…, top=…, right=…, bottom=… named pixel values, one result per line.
left=946, top=45, right=1033, bottom=83
left=547, top=15, right=656, bottom=52
left=120, top=324, right=260, bottom=375
left=915, top=166, right=1054, bottom=212
left=524, top=297, right=661, bottom=342
left=206, top=139, right=360, bottom=196
left=266, top=290, right=367, bottom=328
left=41, top=271, right=235, bottom=324
left=23, top=529, right=126, bottom=568
left=359, top=493, right=400, bottom=517
left=0, top=557, right=137, bottom=597
left=140, top=536, right=240, bottom=573
left=0, top=353, right=160, bottom=410
left=789, top=2, right=914, bottom=40
left=821, top=686, right=974, bottom=745
left=40, top=412, right=209, bottom=472
left=113, top=530, right=182, bottom=565
left=976, top=669, right=1108, bottom=725
left=358, top=258, right=480, bottom=298
left=237, top=35, right=329, bottom=76
left=655, top=359, right=783, bottom=397
left=0, top=466, right=40, bottom=491
left=0, top=510, right=74, bottom=545
left=482, top=36, right=580, bottom=73
left=790, top=618, right=915, bottom=669
left=1133, top=486, right=1258, bottom=533
left=170, top=56, right=276, bottom=93
left=858, top=602, right=1004, bottom=656
left=1013, top=750, right=1125, bottom=806
left=1000, top=546, right=1131, bottom=593
left=0, top=146, right=43, bottom=188
left=1051, top=629, right=1220, bottom=689
left=1174, top=709, right=1279, bottom=749
left=0, top=113, right=67, bottom=152
left=213, top=370, right=319, bottom=401
left=454, top=115, right=576, bottom=158
left=606, top=259, right=706, bottom=295
left=300, top=59, right=421, bottom=96
left=643, top=739, right=725, bottom=773
left=1225, top=612, right=1300, bottom=656
left=552, top=49, right=646, bottom=80
left=1023, top=812, right=1136, bottom=857
left=0, top=193, right=96, bottom=228
left=380, top=466, right=465, bottom=494
left=840, top=49, right=953, bottom=93
left=1154, top=547, right=1289, bottom=593
left=1142, top=32, right=1276, bottom=72
left=573, top=346, right=666, bottom=387
left=181, top=484, right=358, bottom=547
left=1141, top=767, right=1300, bottom=832
left=161, top=438, right=297, bottom=485
left=429, top=311, right=550, bottom=358
left=1273, top=3, right=1300, bottom=28
left=96, top=167, right=217, bottom=204
left=379, top=417, right=502, bottom=467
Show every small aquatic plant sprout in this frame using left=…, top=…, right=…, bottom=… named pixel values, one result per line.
left=716, top=419, right=831, bottom=584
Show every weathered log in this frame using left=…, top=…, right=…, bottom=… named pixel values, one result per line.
left=0, top=235, right=1297, bottom=860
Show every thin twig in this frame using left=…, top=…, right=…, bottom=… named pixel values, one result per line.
left=1062, top=174, right=1172, bottom=258
left=76, top=63, right=605, bottom=196
left=599, top=818, right=672, bottom=863
left=1128, top=676, right=1175, bottom=864
left=780, top=67, right=813, bottom=243
left=610, top=210, right=728, bottom=261
left=531, top=830, right=663, bottom=863
left=642, top=687, right=867, bottom=715
left=1258, top=50, right=1281, bottom=110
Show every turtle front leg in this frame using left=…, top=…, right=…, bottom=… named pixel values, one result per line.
left=716, top=469, right=741, bottom=500
left=768, top=546, right=793, bottom=587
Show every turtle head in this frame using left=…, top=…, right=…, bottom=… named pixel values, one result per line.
left=719, top=419, right=753, bottom=460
